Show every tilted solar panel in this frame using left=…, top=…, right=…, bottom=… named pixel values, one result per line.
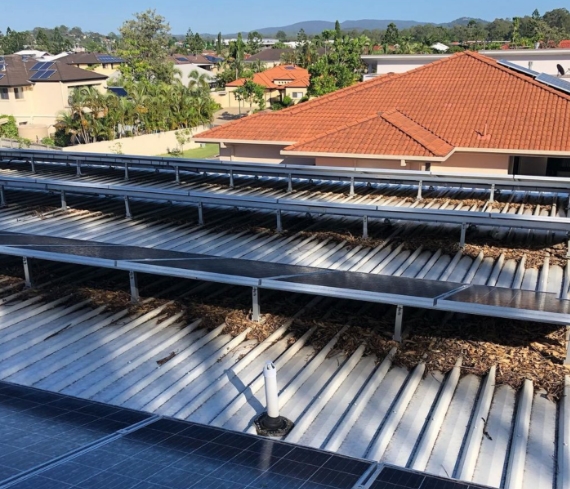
left=535, top=73, right=570, bottom=95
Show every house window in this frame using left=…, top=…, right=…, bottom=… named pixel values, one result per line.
left=0, top=88, right=8, bottom=100
left=14, top=87, right=23, bottom=100
left=292, top=92, right=303, bottom=99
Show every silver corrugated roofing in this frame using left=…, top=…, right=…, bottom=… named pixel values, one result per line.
left=0, top=168, right=568, bottom=489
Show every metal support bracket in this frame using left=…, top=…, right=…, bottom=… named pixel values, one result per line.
left=276, top=210, right=283, bottom=233
left=287, top=174, right=293, bottom=193
left=124, top=163, right=129, bottom=181
left=76, top=159, right=82, bottom=176
left=198, top=202, right=204, bottom=225
left=252, top=286, right=260, bottom=322
left=229, top=169, right=234, bottom=189
left=417, top=180, right=423, bottom=200
left=23, top=257, right=33, bottom=288
left=363, top=215, right=369, bottom=239
left=61, top=190, right=67, bottom=211
left=30, top=157, right=35, bottom=173
left=129, top=271, right=140, bottom=303
left=394, top=305, right=404, bottom=342
left=175, top=166, right=180, bottom=184
left=564, top=328, right=570, bottom=364
left=489, top=184, right=496, bottom=203
left=124, top=196, right=132, bottom=219
left=349, top=177, right=355, bottom=198
left=460, top=223, right=467, bottom=248
left=0, top=186, right=5, bottom=207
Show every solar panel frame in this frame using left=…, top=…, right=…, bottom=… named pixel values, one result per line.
left=369, top=466, right=494, bottom=488
left=497, top=59, right=539, bottom=78
left=535, top=73, right=570, bottom=95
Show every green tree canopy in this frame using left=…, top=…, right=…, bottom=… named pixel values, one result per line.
left=117, top=9, right=175, bottom=84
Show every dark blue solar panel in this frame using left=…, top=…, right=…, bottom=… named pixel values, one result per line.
left=369, top=466, right=491, bottom=488
left=107, top=86, right=128, bottom=97
left=0, top=74, right=4, bottom=80
left=30, top=62, right=53, bottom=71
left=535, top=73, right=570, bottom=94
left=96, top=55, right=124, bottom=63
left=176, top=57, right=188, bottom=62
left=30, top=70, right=55, bottom=81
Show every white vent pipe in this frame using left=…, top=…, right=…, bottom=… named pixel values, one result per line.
left=263, top=361, right=279, bottom=419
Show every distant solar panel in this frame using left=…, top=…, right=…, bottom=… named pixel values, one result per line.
left=285, top=65, right=296, bottom=70
left=30, top=61, right=54, bottom=71
left=0, top=74, right=4, bottom=80
left=29, top=70, right=56, bottom=80
left=176, top=56, right=188, bottom=62
left=497, top=59, right=539, bottom=78
left=535, top=72, right=570, bottom=95
left=0, top=63, right=5, bottom=71
left=370, top=466, right=493, bottom=488
left=96, top=55, right=124, bottom=63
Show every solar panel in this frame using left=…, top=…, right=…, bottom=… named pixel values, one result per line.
left=176, top=56, right=188, bottom=62
left=0, top=381, right=150, bottom=484
left=369, top=466, right=492, bottom=488
left=26, top=419, right=373, bottom=489
left=29, top=70, right=56, bottom=80
left=0, top=74, right=4, bottom=81
left=96, top=55, right=124, bottom=63
left=497, top=59, right=539, bottom=78
left=0, top=63, right=5, bottom=71
left=535, top=73, right=570, bottom=95
left=30, top=62, right=53, bottom=71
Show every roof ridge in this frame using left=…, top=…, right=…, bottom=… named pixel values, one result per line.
left=379, top=110, right=453, bottom=157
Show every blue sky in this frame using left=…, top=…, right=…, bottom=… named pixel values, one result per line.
left=3, top=0, right=565, bottom=35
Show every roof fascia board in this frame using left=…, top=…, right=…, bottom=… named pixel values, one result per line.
left=194, top=138, right=295, bottom=146
left=280, top=150, right=448, bottom=162
left=455, top=147, right=570, bottom=157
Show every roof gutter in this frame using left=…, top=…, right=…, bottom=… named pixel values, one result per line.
left=280, top=149, right=451, bottom=162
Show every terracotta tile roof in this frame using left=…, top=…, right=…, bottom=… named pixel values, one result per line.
left=197, top=51, right=570, bottom=156
left=227, top=65, right=310, bottom=90
left=559, top=40, right=570, bottom=49
left=285, top=109, right=454, bottom=158
left=0, top=55, right=107, bottom=87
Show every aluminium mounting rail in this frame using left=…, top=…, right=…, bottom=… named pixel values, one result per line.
left=0, top=175, right=569, bottom=246
left=2, top=148, right=570, bottom=195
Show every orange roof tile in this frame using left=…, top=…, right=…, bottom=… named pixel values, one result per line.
left=285, top=110, right=454, bottom=158
left=198, top=52, right=570, bottom=157
left=227, top=65, right=310, bottom=90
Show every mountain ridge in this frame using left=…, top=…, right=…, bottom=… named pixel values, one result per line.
left=199, top=17, right=488, bottom=38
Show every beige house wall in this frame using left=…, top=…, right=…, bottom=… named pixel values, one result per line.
left=1, top=80, right=107, bottom=138
left=74, top=63, right=122, bottom=77
left=432, top=152, right=510, bottom=174
left=214, top=87, right=281, bottom=110
left=219, top=143, right=285, bottom=162
left=62, top=124, right=212, bottom=156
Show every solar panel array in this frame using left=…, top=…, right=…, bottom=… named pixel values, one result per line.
left=0, top=381, right=377, bottom=489
left=176, top=56, right=189, bottom=62
left=498, top=59, right=570, bottom=95
left=369, top=466, right=493, bottom=488
left=1, top=231, right=569, bottom=325
left=30, top=62, right=54, bottom=71
left=497, top=59, right=539, bottom=77
left=535, top=73, right=570, bottom=95
left=29, top=70, right=56, bottom=81
left=96, top=54, right=124, bottom=64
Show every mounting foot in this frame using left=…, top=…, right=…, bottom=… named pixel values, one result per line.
left=254, top=412, right=294, bottom=437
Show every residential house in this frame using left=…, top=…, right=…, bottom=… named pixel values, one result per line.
left=170, top=54, right=215, bottom=71
left=362, top=48, right=570, bottom=81
left=195, top=51, right=570, bottom=176
left=0, top=55, right=107, bottom=139
left=218, top=64, right=309, bottom=110
left=56, top=53, right=124, bottom=76
left=244, top=49, right=294, bottom=68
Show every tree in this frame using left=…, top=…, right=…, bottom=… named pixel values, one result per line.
left=216, top=32, right=223, bottom=55
left=50, top=27, right=72, bottom=53
left=186, top=29, right=205, bottom=55
left=35, top=29, right=50, bottom=51
left=383, top=23, right=400, bottom=46
left=276, top=30, right=287, bottom=42
left=233, top=78, right=266, bottom=112
left=117, top=9, right=175, bottom=84
left=487, top=18, right=512, bottom=41
left=246, top=31, right=263, bottom=54
left=543, top=8, right=570, bottom=33
left=334, top=20, right=342, bottom=39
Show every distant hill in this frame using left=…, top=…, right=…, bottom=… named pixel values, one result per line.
left=203, top=17, right=489, bottom=38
